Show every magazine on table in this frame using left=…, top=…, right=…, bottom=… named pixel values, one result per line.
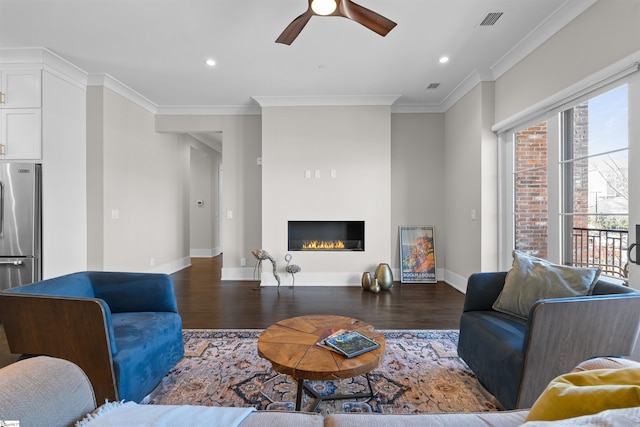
left=323, top=330, right=380, bottom=358
left=315, top=328, right=347, bottom=351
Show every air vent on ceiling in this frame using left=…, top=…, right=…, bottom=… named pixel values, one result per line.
left=479, top=12, right=503, bottom=26
left=426, top=83, right=440, bottom=89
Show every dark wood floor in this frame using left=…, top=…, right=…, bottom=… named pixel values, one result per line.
left=0, top=256, right=466, bottom=368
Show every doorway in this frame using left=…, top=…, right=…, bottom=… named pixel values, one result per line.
left=188, top=132, right=222, bottom=258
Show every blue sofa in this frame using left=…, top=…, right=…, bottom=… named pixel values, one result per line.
left=457, top=272, right=640, bottom=410
left=0, top=271, right=184, bottom=403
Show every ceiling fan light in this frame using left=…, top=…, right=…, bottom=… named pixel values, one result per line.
left=311, top=0, right=337, bottom=16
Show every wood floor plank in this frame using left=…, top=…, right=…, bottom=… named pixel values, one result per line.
left=172, top=256, right=465, bottom=330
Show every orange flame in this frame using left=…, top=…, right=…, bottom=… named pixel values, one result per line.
left=302, top=240, right=346, bottom=250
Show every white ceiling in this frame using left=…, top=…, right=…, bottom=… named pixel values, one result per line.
left=0, top=0, right=595, bottom=113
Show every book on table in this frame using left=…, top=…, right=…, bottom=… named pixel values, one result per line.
left=323, top=330, right=380, bottom=358
left=315, top=328, right=345, bottom=351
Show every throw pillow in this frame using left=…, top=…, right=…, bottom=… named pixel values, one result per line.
left=524, top=367, right=640, bottom=422
left=492, top=251, right=601, bottom=319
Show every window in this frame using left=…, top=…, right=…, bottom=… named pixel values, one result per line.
left=561, top=86, right=629, bottom=278
left=506, top=85, right=629, bottom=278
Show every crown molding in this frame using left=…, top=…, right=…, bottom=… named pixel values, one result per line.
left=440, top=69, right=494, bottom=112
left=390, top=103, right=444, bottom=114
left=0, top=47, right=87, bottom=89
left=41, top=48, right=88, bottom=89
left=490, top=0, right=597, bottom=80
left=87, top=73, right=158, bottom=114
left=156, top=105, right=261, bottom=115
left=251, top=95, right=400, bottom=107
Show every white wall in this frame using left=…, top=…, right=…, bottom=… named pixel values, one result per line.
left=444, top=85, right=484, bottom=290
left=87, top=86, right=190, bottom=273
left=480, top=83, right=498, bottom=273
left=390, top=113, right=445, bottom=278
left=41, top=69, right=87, bottom=278
left=441, top=81, right=498, bottom=292
left=260, top=106, right=391, bottom=285
left=86, top=86, right=104, bottom=270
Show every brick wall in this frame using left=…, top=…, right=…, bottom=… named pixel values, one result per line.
left=513, top=104, right=589, bottom=262
left=515, top=122, right=548, bottom=259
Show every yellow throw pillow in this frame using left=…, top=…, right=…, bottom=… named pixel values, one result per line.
left=525, top=367, right=640, bottom=422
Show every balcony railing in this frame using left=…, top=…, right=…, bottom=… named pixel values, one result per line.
left=572, top=227, right=629, bottom=279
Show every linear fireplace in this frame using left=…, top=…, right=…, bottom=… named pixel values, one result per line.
left=288, top=221, right=365, bottom=251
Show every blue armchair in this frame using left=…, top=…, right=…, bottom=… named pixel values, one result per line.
left=0, top=271, right=184, bottom=403
left=458, top=272, right=640, bottom=410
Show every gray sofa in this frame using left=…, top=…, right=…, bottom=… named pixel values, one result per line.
left=2, top=355, right=639, bottom=427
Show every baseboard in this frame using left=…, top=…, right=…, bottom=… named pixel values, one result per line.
left=258, top=271, right=365, bottom=287
left=147, top=257, right=191, bottom=275
left=443, top=269, right=468, bottom=294
left=243, top=268, right=449, bottom=287
left=190, top=247, right=222, bottom=258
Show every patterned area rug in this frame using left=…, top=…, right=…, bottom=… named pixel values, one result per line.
left=148, top=329, right=500, bottom=415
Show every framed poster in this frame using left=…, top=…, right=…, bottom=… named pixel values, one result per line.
left=399, top=226, right=437, bottom=283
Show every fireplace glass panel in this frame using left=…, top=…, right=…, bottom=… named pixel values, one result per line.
left=288, top=221, right=364, bottom=251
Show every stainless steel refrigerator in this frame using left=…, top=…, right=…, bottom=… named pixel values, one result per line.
left=0, top=162, right=42, bottom=290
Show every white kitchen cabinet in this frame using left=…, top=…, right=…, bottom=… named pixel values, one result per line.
left=0, top=109, right=42, bottom=159
left=0, top=69, right=42, bottom=159
left=0, top=69, right=41, bottom=108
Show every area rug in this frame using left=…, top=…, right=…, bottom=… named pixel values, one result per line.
left=148, top=329, right=500, bottom=415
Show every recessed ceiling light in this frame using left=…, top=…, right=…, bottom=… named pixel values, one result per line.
left=439, top=56, right=449, bottom=64
left=205, top=58, right=216, bottom=67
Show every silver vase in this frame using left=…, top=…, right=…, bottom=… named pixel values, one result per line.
left=361, top=272, right=372, bottom=290
left=375, top=263, right=393, bottom=290
left=369, top=278, right=381, bottom=293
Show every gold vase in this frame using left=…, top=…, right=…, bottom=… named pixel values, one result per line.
left=375, top=263, right=393, bottom=290
left=361, top=272, right=372, bottom=290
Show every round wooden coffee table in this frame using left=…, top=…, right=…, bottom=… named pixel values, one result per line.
left=257, top=314, right=385, bottom=411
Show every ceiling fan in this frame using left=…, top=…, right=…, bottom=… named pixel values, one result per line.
left=276, top=0, right=397, bottom=45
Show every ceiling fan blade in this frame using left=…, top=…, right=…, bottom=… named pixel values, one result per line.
left=276, top=12, right=313, bottom=45
left=339, top=0, right=397, bottom=36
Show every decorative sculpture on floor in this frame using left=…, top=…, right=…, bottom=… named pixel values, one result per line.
left=251, top=249, right=281, bottom=287
left=284, top=253, right=301, bottom=287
